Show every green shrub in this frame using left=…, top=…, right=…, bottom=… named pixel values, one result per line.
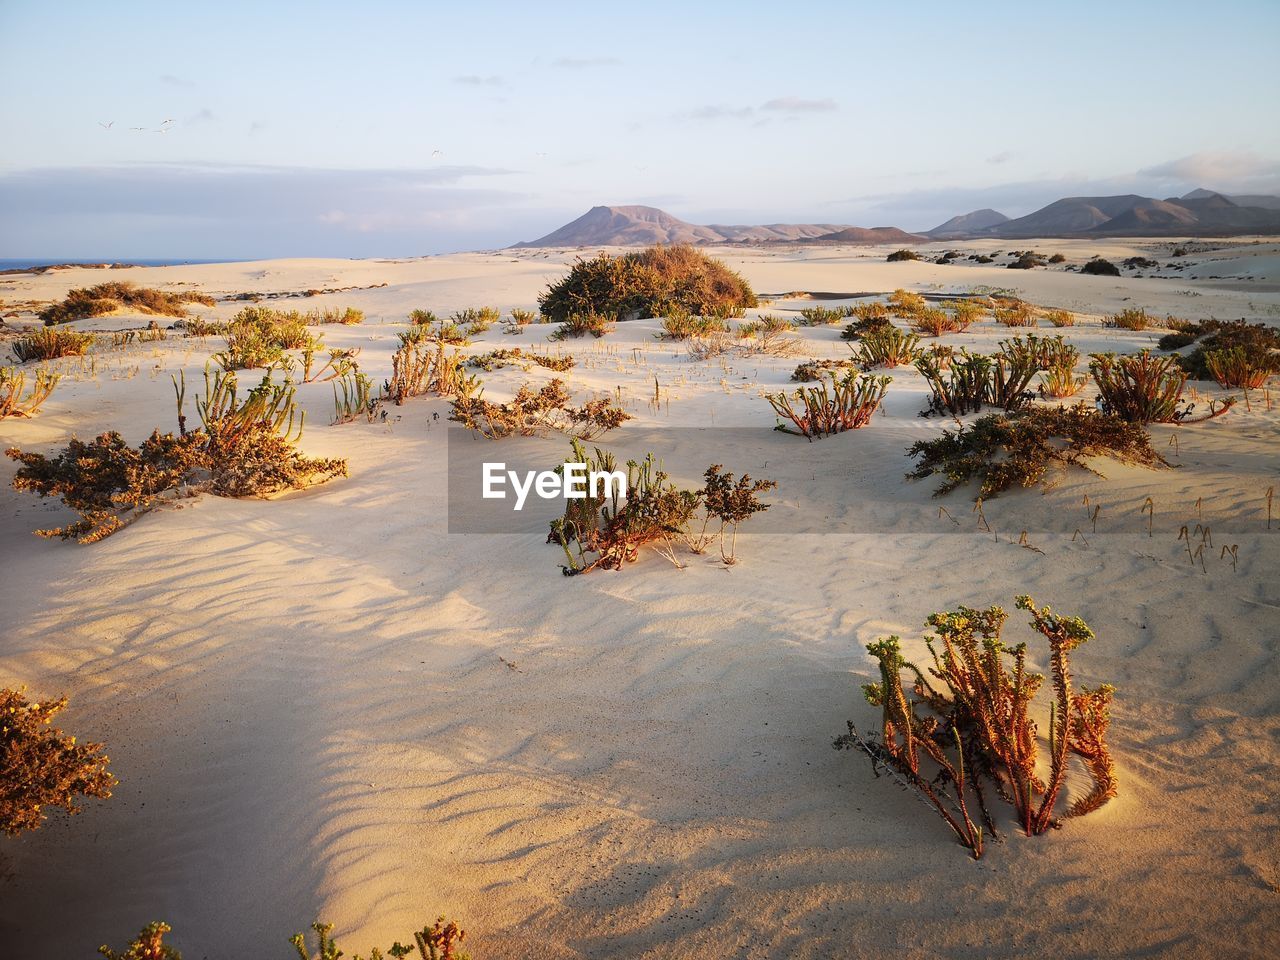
left=1, top=687, right=115, bottom=835
left=538, top=244, right=757, bottom=323
left=992, top=300, right=1037, bottom=327
left=1043, top=308, right=1074, bottom=327
left=11, top=327, right=95, bottom=362
left=1204, top=346, right=1277, bottom=389
left=549, top=312, right=613, bottom=341
left=1103, top=308, right=1156, bottom=331
left=915, top=348, right=1038, bottom=417
left=886, top=249, right=921, bottom=262
left=797, top=305, right=849, bottom=326
left=907, top=404, right=1167, bottom=497
left=1171, top=320, right=1280, bottom=380
left=910, top=307, right=960, bottom=337
left=887, top=289, right=926, bottom=317
left=40, top=282, right=213, bottom=325
left=657, top=311, right=728, bottom=340
left=312, top=306, right=363, bottom=325
left=854, top=327, right=921, bottom=368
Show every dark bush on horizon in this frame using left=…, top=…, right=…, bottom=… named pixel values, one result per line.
left=537, top=245, right=757, bottom=323
left=40, top=282, right=214, bottom=325
left=886, top=249, right=920, bottom=262
left=1081, top=258, right=1121, bottom=277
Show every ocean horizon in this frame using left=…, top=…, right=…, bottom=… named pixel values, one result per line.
left=0, top=257, right=251, bottom=271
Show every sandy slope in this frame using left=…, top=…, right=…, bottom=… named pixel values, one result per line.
left=1, top=240, right=1277, bottom=958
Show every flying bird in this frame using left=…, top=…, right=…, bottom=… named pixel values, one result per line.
left=98, top=121, right=114, bottom=130
left=431, top=149, right=443, bottom=158
left=130, top=126, right=147, bottom=131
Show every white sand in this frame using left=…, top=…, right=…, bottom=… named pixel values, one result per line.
left=1, top=239, right=1278, bottom=958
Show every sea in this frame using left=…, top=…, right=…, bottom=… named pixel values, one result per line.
left=0, top=258, right=249, bottom=271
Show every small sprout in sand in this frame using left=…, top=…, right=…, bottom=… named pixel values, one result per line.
left=0, top=367, right=60, bottom=419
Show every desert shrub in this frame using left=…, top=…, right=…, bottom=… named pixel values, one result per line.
left=790, top=358, right=859, bottom=382
left=332, top=371, right=377, bottom=424
left=992, top=300, right=1037, bottom=327
left=797, top=305, right=849, bottom=326
left=658, top=312, right=728, bottom=340
left=215, top=307, right=316, bottom=370
left=1103, top=307, right=1155, bottom=331
left=7, top=369, right=346, bottom=542
left=40, top=282, right=213, bottom=325
left=538, top=245, right=757, bottom=323
left=941, top=299, right=983, bottom=329
left=453, top=306, right=501, bottom=335
left=99, top=921, right=182, bottom=960
left=766, top=371, right=889, bottom=438
left=1090, top=351, right=1232, bottom=424
left=1043, top=308, right=1074, bottom=327
left=911, top=307, right=960, bottom=337
left=0, top=367, right=59, bottom=420
left=182, top=316, right=228, bottom=337
left=915, top=348, right=1038, bottom=417
left=450, top=379, right=629, bottom=440
left=886, top=249, right=921, bottom=262
left=854, top=327, right=921, bottom=368
left=1172, top=320, right=1280, bottom=380
left=467, top=348, right=574, bottom=372
left=840, top=310, right=895, bottom=341
left=695, top=465, right=777, bottom=564
left=510, top=308, right=537, bottom=326
left=11, top=327, right=95, bottom=362
left=1081, top=258, right=1120, bottom=277
left=739, top=314, right=796, bottom=338
left=1008, top=252, right=1045, bottom=269
left=834, top=596, right=1116, bottom=858
left=851, top=302, right=890, bottom=323
left=298, top=344, right=360, bottom=384
left=1040, top=353, right=1086, bottom=398
left=974, top=254, right=994, bottom=263
left=1123, top=256, right=1158, bottom=270
left=549, top=311, right=613, bottom=341
left=385, top=340, right=474, bottom=405
left=312, top=306, right=363, bottom=325
left=1048, top=253, right=1066, bottom=264
left=291, top=917, right=471, bottom=960
left=887, top=289, right=926, bottom=317
left=907, top=404, right=1166, bottom=497
left=409, top=309, right=440, bottom=326
left=1, top=687, right=115, bottom=835
left=1204, top=346, right=1277, bottom=389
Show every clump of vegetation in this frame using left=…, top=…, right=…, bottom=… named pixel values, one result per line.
left=854, top=327, right=921, bottom=368
left=657, top=308, right=729, bottom=340
left=1039, top=347, right=1086, bottom=398
left=549, top=312, right=613, bottom=341
left=509, top=308, right=537, bottom=326
left=214, top=306, right=317, bottom=370
left=99, top=921, right=182, bottom=960
left=311, top=306, right=364, bottom=325
left=182, top=316, right=228, bottom=337
left=290, top=917, right=471, bottom=960
left=1168, top=320, right=1280, bottom=382
left=766, top=371, right=889, bottom=438
left=795, top=305, right=849, bottom=326
left=549, top=440, right=775, bottom=574
left=941, top=299, right=983, bottom=328
left=1008, top=252, right=1046, bottom=270
left=1048, top=253, right=1066, bottom=264
left=992, top=299, right=1037, bottom=327
left=1205, top=345, right=1277, bottom=389
left=907, top=404, right=1166, bottom=497
left=910, top=307, right=961, bottom=337
left=1081, top=258, right=1120, bottom=277
left=835, top=596, right=1117, bottom=858
left=1090, top=351, right=1232, bottom=424
left=451, top=379, right=629, bottom=440
left=385, top=340, right=474, bottom=405
left=2, top=687, right=115, bottom=835
left=840, top=307, right=895, bottom=341
left=40, top=282, right=215, bottom=325
left=887, top=289, right=926, bottom=318
left=790, top=358, right=860, bottom=382
left=0, top=367, right=60, bottom=419
left=11, top=327, right=95, bottom=362
left=1104, top=307, right=1156, bottom=331
left=886, top=249, right=921, bottom=262
left=916, top=347, right=1039, bottom=417
left=452, top=306, right=501, bottom=336
left=467, top=348, right=574, bottom=372
left=538, top=245, right=757, bottom=323
left=1043, top=308, right=1074, bottom=327
left=7, top=368, right=346, bottom=542
left=1123, top=256, right=1159, bottom=270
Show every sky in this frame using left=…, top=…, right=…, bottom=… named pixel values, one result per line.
left=2, top=0, right=1279, bottom=258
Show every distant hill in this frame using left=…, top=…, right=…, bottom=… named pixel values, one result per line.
left=925, top=208, right=1010, bottom=239
left=1182, top=187, right=1280, bottom=211
left=932, top=191, right=1280, bottom=238
left=513, top=205, right=922, bottom=247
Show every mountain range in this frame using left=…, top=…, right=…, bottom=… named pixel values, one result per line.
left=513, top=190, right=1280, bottom=247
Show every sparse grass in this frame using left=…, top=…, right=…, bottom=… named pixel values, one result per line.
left=453, top=306, right=501, bottom=335
left=992, top=299, right=1037, bottom=327
left=797, top=305, right=850, bottom=326
left=942, top=299, right=983, bottom=329
left=835, top=596, right=1116, bottom=858
left=657, top=311, right=729, bottom=340
left=11, top=327, right=95, bottom=362
left=907, top=403, right=1168, bottom=498
left=451, top=379, right=629, bottom=440
left=766, top=370, right=890, bottom=438
left=911, top=307, right=961, bottom=337
left=40, top=282, right=214, bottom=325
left=312, top=306, right=364, bottom=324
left=1, top=687, right=115, bottom=835
left=1104, top=308, right=1156, bottom=331
left=538, top=244, right=757, bottom=323
left=1043, top=308, right=1075, bottom=327
left=0, top=367, right=60, bottom=419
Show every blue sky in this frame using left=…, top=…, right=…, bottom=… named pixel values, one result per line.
left=2, top=0, right=1278, bottom=257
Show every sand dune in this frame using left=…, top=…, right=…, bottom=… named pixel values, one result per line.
left=1, top=239, right=1278, bottom=958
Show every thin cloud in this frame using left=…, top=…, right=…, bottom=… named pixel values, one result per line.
left=987, top=151, right=1014, bottom=165
left=185, top=108, right=216, bottom=126
left=159, top=73, right=194, bottom=87
left=684, top=105, right=755, bottom=121
left=760, top=97, right=837, bottom=114
left=552, top=56, right=619, bottom=68
left=454, top=74, right=504, bottom=86
left=1138, top=151, right=1280, bottom=193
